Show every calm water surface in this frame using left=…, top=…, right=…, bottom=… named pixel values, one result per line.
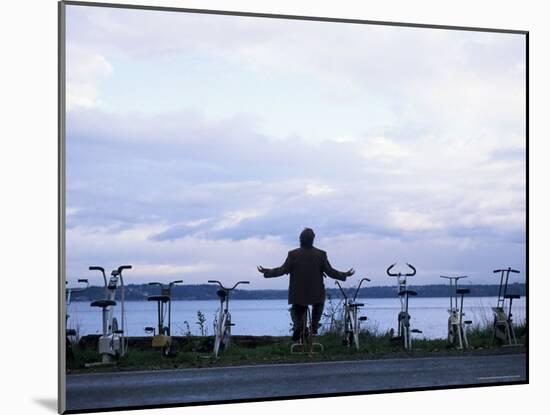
left=67, top=296, right=526, bottom=340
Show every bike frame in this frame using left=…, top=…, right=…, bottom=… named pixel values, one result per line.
left=146, top=280, right=182, bottom=356
left=148, top=280, right=182, bottom=336
left=492, top=268, right=521, bottom=346
left=215, top=294, right=230, bottom=356
left=335, top=277, right=370, bottom=350
left=290, top=306, right=324, bottom=355
left=387, top=263, right=420, bottom=350
left=88, top=265, right=132, bottom=365
left=208, top=280, right=249, bottom=357
left=440, top=275, right=470, bottom=349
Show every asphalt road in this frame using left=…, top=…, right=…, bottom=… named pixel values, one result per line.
left=66, top=353, right=526, bottom=412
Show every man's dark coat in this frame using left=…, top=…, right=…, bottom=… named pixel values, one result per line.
left=263, top=246, right=348, bottom=305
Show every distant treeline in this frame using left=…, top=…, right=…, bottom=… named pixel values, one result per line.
left=68, top=282, right=526, bottom=302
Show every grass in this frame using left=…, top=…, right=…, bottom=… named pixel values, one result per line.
left=67, top=321, right=527, bottom=373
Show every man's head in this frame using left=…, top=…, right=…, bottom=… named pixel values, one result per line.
left=299, top=228, right=315, bottom=248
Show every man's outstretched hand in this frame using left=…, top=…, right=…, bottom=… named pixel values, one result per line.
left=345, top=268, right=355, bottom=277
left=257, top=265, right=268, bottom=275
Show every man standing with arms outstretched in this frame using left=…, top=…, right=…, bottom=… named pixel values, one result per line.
left=257, top=228, right=355, bottom=340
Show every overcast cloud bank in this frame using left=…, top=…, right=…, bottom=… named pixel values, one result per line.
left=65, top=5, right=526, bottom=288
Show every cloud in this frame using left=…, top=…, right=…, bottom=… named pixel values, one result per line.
left=65, top=5, right=525, bottom=142
left=66, top=108, right=525, bottom=246
left=360, top=136, right=411, bottom=162
left=63, top=6, right=526, bottom=285
left=66, top=45, right=113, bottom=110
left=306, top=184, right=334, bottom=196
left=212, top=209, right=269, bottom=231
left=389, top=209, right=443, bottom=232
left=130, top=263, right=216, bottom=277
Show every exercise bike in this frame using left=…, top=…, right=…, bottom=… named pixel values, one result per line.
left=492, top=268, right=522, bottom=346
left=144, top=280, right=182, bottom=357
left=440, top=275, right=472, bottom=349
left=335, top=277, right=370, bottom=350
left=290, top=305, right=324, bottom=355
left=387, top=263, right=422, bottom=350
left=87, top=265, right=132, bottom=366
left=208, top=280, right=250, bottom=358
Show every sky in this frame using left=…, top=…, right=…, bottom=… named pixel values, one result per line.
left=65, top=5, right=526, bottom=289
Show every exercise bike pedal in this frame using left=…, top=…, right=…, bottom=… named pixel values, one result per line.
left=359, top=316, right=367, bottom=321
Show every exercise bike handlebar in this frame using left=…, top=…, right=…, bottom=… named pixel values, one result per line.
left=493, top=268, right=520, bottom=274
left=118, top=265, right=132, bottom=273
left=387, top=263, right=416, bottom=277
left=89, top=266, right=107, bottom=286
left=232, top=281, right=250, bottom=290
left=335, top=280, right=348, bottom=299
left=149, top=280, right=182, bottom=287
left=440, top=275, right=468, bottom=280
left=335, top=277, right=370, bottom=301
left=208, top=280, right=250, bottom=291
left=353, top=277, right=371, bottom=301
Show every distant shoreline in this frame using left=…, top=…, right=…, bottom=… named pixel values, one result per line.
left=68, top=282, right=525, bottom=301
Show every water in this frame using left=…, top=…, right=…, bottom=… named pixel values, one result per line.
left=66, top=296, right=526, bottom=340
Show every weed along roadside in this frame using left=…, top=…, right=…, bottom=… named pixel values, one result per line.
left=67, top=324, right=526, bottom=373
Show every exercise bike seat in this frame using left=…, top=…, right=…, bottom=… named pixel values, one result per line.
left=147, top=295, right=170, bottom=302
left=456, top=288, right=470, bottom=295
left=398, top=290, right=417, bottom=296
left=504, top=294, right=521, bottom=299
left=90, top=299, right=117, bottom=308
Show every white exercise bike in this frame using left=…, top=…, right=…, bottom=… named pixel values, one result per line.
left=208, top=280, right=249, bottom=358
left=440, top=275, right=472, bottom=349
left=387, top=263, right=422, bottom=350
left=335, top=277, right=370, bottom=350
left=87, top=265, right=132, bottom=365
